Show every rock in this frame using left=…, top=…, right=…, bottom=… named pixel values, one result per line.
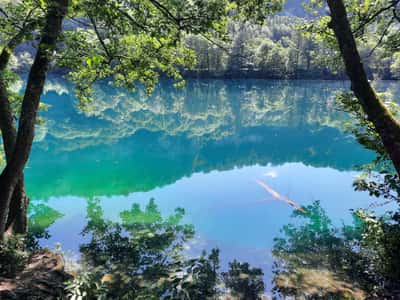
left=0, top=249, right=72, bottom=300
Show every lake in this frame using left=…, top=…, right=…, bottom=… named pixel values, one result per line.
left=23, top=78, right=399, bottom=296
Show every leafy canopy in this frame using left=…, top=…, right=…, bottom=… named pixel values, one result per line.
left=0, top=0, right=284, bottom=110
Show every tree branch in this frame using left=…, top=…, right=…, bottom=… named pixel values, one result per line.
left=353, top=0, right=400, bottom=35
left=367, top=16, right=395, bottom=57
left=88, top=15, right=112, bottom=62
left=148, top=0, right=180, bottom=25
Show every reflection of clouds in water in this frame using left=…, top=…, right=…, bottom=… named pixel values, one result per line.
left=43, top=80, right=70, bottom=96
left=264, top=170, right=278, bottom=178
left=36, top=78, right=356, bottom=152
left=10, top=51, right=34, bottom=72
left=12, top=77, right=71, bottom=95
left=183, top=234, right=209, bottom=255
left=33, top=124, right=48, bottom=142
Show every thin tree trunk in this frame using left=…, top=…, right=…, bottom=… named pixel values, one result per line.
left=327, top=0, right=400, bottom=176
left=0, top=0, right=68, bottom=240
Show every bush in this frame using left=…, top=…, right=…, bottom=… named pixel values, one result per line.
left=0, top=236, right=28, bottom=277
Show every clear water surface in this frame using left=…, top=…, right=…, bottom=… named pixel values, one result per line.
left=22, top=78, right=400, bottom=295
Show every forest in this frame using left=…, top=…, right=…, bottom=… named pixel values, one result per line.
left=185, top=15, right=400, bottom=79
left=0, top=0, right=400, bottom=299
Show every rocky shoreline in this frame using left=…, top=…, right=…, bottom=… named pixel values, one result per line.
left=0, top=250, right=71, bottom=300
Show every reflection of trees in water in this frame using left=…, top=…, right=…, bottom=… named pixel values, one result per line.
left=222, top=260, right=265, bottom=300
left=74, top=198, right=217, bottom=299
left=38, top=78, right=348, bottom=151
left=27, top=124, right=372, bottom=199
left=26, top=79, right=374, bottom=199
left=26, top=203, right=63, bottom=250
left=27, top=197, right=400, bottom=299
left=272, top=201, right=400, bottom=299
left=56, top=198, right=265, bottom=300
left=31, top=79, right=400, bottom=168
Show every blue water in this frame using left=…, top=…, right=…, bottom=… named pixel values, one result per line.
left=22, top=78, right=399, bottom=294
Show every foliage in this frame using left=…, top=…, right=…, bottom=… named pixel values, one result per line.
left=0, top=149, right=4, bottom=167
left=272, top=200, right=400, bottom=298
left=355, top=209, right=400, bottom=293
left=52, top=0, right=282, bottom=107
left=65, top=272, right=109, bottom=300
left=303, top=0, right=400, bottom=80
left=0, top=235, right=28, bottom=277
left=26, top=203, right=64, bottom=250
left=64, top=198, right=269, bottom=299
left=222, top=260, right=265, bottom=300
left=184, top=8, right=400, bottom=79
left=185, top=16, right=345, bottom=78
left=323, top=14, right=400, bottom=293
left=6, top=2, right=399, bottom=81
left=67, top=198, right=222, bottom=300
left=336, top=91, right=400, bottom=202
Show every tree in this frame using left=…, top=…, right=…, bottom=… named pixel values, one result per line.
left=324, top=0, right=400, bottom=176
left=66, top=198, right=223, bottom=299
left=0, top=0, right=68, bottom=240
left=272, top=201, right=400, bottom=298
left=0, top=0, right=284, bottom=240
left=0, top=3, right=40, bottom=236
left=222, top=260, right=265, bottom=300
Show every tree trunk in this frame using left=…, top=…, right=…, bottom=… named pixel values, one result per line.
left=326, top=0, right=400, bottom=176
left=0, top=79, right=29, bottom=235
left=0, top=0, right=68, bottom=240
left=5, top=179, right=29, bottom=234
left=0, top=23, right=37, bottom=235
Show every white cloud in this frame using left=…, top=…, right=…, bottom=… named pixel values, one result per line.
left=263, top=170, right=278, bottom=178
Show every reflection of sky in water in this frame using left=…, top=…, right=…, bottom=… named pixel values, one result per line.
left=37, top=163, right=374, bottom=287
left=25, top=78, right=400, bottom=294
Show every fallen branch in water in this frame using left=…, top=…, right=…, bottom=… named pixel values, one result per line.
left=256, top=180, right=307, bottom=213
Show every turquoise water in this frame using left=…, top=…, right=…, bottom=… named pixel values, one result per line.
left=24, top=78, right=399, bottom=294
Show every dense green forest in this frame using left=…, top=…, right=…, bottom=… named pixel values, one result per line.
left=184, top=5, right=400, bottom=79
left=9, top=1, right=399, bottom=79
left=12, top=19, right=400, bottom=80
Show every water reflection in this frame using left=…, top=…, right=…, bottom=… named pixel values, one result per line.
left=27, top=203, right=64, bottom=250
left=22, top=78, right=400, bottom=297
left=74, top=198, right=216, bottom=299
left=27, top=199, right=266, bottom=299
left=272, top=201, right=400, bottom=299
left=26, top=79, right=374, bottom=199
left=28, top=197, right=400, bottom=299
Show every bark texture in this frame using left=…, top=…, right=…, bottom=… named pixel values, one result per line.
left=327, top=0, right=400, bottom=176
left=0, top=32, right=31, bottom=235
left=0, top=0, right=69, bottom=239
